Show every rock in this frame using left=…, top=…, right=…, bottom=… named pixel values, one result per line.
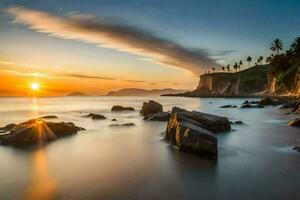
left=234, top=120, right=244, bottom=125
left=240, top=104, right=264, bottom=108
left=293, top=103, right=300, bottom=113
left=292, top=146, right=300, bottom=153
left=279, top=101, right=298, bottom=109
left=111, top=105, right=135, bottom=112
left=220, top=105, right=237, bottom=108
left=140, top=100, right=163, bottom=116
left=165, top=112, right=217, bottom=157
left=230, top=120, right=244, bottom=125
left=242, top=100, right=249, bottom=105
left=39, top=115, right=58, bottom=119
left=110, top=123, right=135, bottom=127
left=144, top=112, right=170, bottom=121
left=250, top=101, right=259, bottom=104
left=82, top=113, right=106, bottom=120
left=0, top=123, right=17, bottom=132
left=0, top=119, right=84, bottom=147
left=259, top=97, right=283, bottom=106
left=112, top=119, right=117, bottom=121
left=288, top=118, right=300, bottom=127
left=171, top=107, right=231, bottom=133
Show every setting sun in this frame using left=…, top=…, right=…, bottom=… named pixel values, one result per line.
left=31, top=83, right=40, bottom=91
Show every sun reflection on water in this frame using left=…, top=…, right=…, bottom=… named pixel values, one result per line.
left=22, top=149, right=57, bottom=200
left=31, top=97, right=39, bottom=118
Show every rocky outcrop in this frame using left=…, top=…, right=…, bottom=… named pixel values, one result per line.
left=164, top=107, right=231, bottom=157
left=111, top=105, right=135, bottom=112
left=144, top=112, right=170, bottom=121
left=166, top=65, right=270, bottom=97
left=140, top=100, right=163, bottom=116
left=0, top=119, right=84, bottom=147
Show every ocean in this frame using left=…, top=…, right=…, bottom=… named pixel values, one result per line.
left=0, top=96, right=299, bottom=200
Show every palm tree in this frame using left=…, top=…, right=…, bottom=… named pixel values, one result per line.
left=239, top=60, right=243, bottom=70
left=222, top=66, right=225, bottom=72
left=270, top=38, right=283, bottom=55
left=233, top=62, right=238, bottom=72
left=227, top=64, right=230, bottom=72
left=246, top=56, right=252, bottom=68
left=257, top=56, right=264, bottom=65
left=291, top=37, right=300, bottom=55
left=265, top=56, right=272, bottom=64
left=212, top=67, right=216, bottom=73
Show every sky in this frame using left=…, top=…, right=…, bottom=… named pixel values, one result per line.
left=0, top=0, right=300, bottom=96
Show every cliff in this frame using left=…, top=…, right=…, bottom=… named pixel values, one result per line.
left=269, top=65, right=300, bottom=96
left=170, top=65, right=270, bottom=97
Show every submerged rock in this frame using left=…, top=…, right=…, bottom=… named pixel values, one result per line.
left=111, top=105, right=135, bottom=112
left=240, top=104, right=264, bottom=108
left=82, top=113, right=106, bottom=120
left=140, top=100, right=163, bottom=116
left=242, top=100, right=249, bottom=105
left=39, top=115, right=58, bottom=119
left=144, top=112, right=170, bottom=121
left=230, top=120, right=244, bottom=125
left=165, top=112, right=218, bottom=157
left=0, top=119, right=84, bottom=147
left=288, top=118, right=300, bottom=127
left=220, top=105, right=237, bottom=108
left=110, top=122, right=135, bottom=127
left=292, top=146, right=300, bottom=153
left=279, top=101, right=298, bottom=109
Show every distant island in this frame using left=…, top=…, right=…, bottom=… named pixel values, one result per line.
left=106, top=88, right=186, bottom=96
left=67, top=92, right=89, bottom=96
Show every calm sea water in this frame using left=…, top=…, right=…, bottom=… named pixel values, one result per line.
left=0, top=96, right=299, bottom=200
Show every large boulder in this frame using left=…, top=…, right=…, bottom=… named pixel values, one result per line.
left=171, top=107, right=231, bottom=132
left=144, top=112, right=170, bottom=121
left=111, top=105, right=135, bottom=112
left=140, top=100, right=163, bottom=116
left=165, top=112, right=217, bottom=157
left=0, top=119, right=84, bottom=147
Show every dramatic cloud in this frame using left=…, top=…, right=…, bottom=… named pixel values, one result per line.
left=66, top=73, right=115, bottom=80
left=6, top=6, right=220, bottom=74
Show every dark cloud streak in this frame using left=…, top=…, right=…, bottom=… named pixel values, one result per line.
left=6, top=6, right=221, bottom=74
